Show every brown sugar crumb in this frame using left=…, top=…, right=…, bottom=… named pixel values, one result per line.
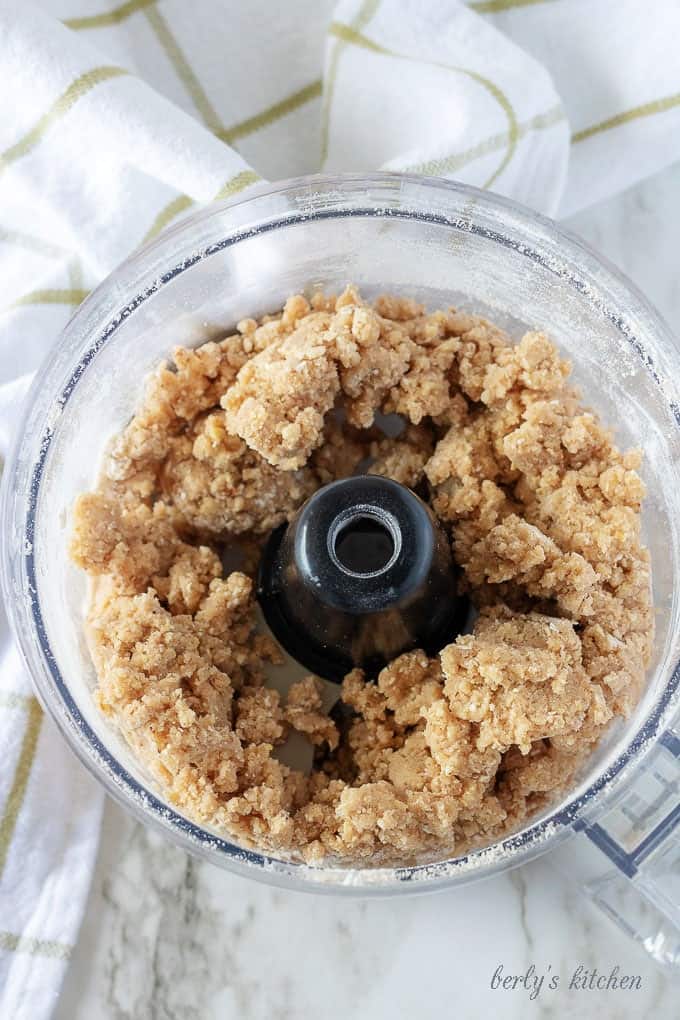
left=160, top=411, right=316, bottom=536
left=285, top=676, right=339, bottom=749
left=368, top=424, right=434, bottom=488
left=377, top=649, right=444, bottom=726
left=71, top=286, right=653, bottom=866
left=440, top=609, right=611, bottom=754
left=462, top=514, right=599, bottom=618
left=70, top=493, right=187, bottom=595
left=235, top=686, right=287, bottom=745
left=310, top=417, right=371, bottom=485
left=103, top=335, right=253, bottom=492
left=221, top=309, right=339, bottom=469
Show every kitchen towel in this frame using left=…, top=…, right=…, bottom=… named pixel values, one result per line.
left=2, top=0, right=680, bottom=1016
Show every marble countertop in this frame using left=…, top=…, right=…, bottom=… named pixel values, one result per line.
left=55, top=165, right=680, bottom=1020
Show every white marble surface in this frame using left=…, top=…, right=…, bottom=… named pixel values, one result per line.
left=55, top=165, right=680, bottom=1020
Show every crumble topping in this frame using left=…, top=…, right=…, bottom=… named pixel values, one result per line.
left=70, top=286, right=653, bottom=866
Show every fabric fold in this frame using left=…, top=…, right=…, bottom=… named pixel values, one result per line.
left=324, top=0, right=569, bottom=216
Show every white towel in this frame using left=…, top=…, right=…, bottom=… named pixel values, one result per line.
left=2, top=1, right=680, bottom=1015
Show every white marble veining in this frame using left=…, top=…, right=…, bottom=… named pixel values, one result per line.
left=54, top=165, right=680, bottom=1020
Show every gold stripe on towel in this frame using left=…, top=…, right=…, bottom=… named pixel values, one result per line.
left=147, top=9, right=320, bottom=149
left=573, top=91, right=680, bottom=143
left=326, top=22, right=520, bottom=187
left=0, top=930, right=72, bottom=960
left=0, top=699, right=43, bottom=878
left=320, top=0, right=381, bottom=166
left=142, top=169, right=260, bottom=244
left=0, top=66, right=128, bottom=176
left=144, top=6, right=224, bottom=138
left=213, top=169, right=261, bottom=200
left=401, top=104, right=564, bottom=177
left=142, top=194, right=194, bottom=245
left=219, top=80, right=322, bottom=145
left=0, top=692, right=36, bottom=712
left=470, top=0, right=554, bottom=12
left=64, top=0, right=156, bottom=30
left=9, top=288, right=89, bottom=310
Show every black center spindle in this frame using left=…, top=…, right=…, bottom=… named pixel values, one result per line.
left=257, top=476, right=467, bottom=683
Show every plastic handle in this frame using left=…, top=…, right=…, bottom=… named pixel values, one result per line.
left=552, top=721, right=680, bottom=970
left=257, top=475, right=465, bottom=682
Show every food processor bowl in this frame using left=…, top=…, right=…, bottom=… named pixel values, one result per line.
left=2, top=174, right=679, bottom=964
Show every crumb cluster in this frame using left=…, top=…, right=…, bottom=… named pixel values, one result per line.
left=70, top=287, right=653, bottom=866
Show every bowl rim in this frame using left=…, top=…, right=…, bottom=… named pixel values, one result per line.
left=3, top=170, right=680, bottom=894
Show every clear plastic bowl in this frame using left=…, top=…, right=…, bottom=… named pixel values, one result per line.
left=3, top=173, right=680, bottom=900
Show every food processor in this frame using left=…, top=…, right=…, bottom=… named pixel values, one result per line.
left=2, top=173, right=679, bottom=970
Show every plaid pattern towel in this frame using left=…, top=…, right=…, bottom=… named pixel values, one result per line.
left=2, top=1, right=680, bottom=1016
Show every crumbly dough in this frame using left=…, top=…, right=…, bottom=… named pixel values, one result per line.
left=70, top=287, right=653, bottom=866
